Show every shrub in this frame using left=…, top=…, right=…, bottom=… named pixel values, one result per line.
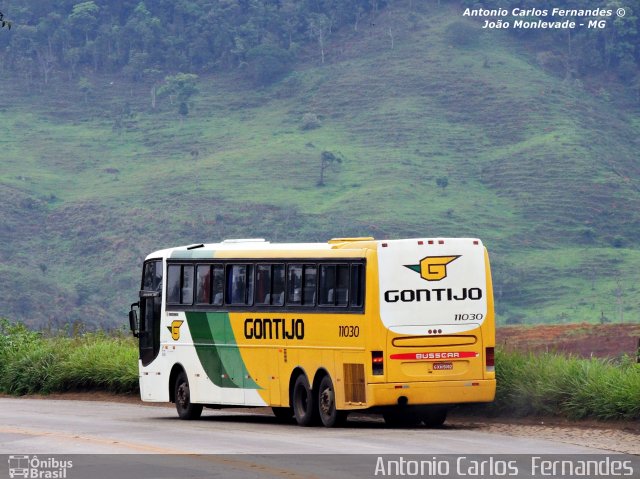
left=301, top=113, right=321, bottom=130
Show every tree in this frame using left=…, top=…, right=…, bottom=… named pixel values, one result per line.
left=307, top=13, right=330, bottom=64
left=35, top=13, right=64, bottom=83
left=35, top=47, right=55, bottom=84
left=157, top=73, right=199, bottom=118
left=143, top=68, right=163, bottom=109
left=68, top=1, right=100, bottom=45
left=78, top=76, right=93, bottom=103
left=318, top=150, right=343, bottom=186
left=64, top=47, right=82, bottom=78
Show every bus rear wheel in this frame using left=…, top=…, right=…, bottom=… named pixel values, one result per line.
left=382, top=409, right=421, bottom=427
left=175, top=371, right=203, bottom=420
left=317, top=375, right=347, bottom=427
left=292, top=374, right=318, bottom=426
left=421, top=406, right=448, bottom=428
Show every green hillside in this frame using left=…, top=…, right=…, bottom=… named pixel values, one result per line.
left=1, top=2, right=640, bottom=328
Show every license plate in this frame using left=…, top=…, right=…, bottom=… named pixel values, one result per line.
left=433, top=362, right=453, bottom=370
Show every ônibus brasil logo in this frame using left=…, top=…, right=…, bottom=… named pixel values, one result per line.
left=8, top=455, right=73, bottom=478
left=404, top=255, right=460, bottom=281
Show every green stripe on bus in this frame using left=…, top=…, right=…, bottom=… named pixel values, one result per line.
left=185, top=311, right=260, bottom=390
left=170, top=250, right=216, bottom=259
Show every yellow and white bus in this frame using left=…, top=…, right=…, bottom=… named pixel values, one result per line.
left=129, top=237, right=495, bottom=427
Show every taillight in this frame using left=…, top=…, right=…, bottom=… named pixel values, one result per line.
left=372, top=351, right=384, bottom=375
left=486, top=347, right=495, bottom=372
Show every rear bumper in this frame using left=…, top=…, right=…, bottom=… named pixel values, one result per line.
left=366, top=379, right=496, bottom=407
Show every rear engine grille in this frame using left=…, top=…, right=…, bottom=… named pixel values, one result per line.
left=343, top=363, right=366, bottom=403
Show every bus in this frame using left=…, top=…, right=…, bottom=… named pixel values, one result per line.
left=129, top=237, right=495, bottom=427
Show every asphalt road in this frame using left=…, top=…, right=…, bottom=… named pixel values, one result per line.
left=0, top=398, right=615, bottom=454
left=0, top=398, right=631, bottom=479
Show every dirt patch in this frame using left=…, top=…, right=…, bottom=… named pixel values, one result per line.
left=448, top=415, right=640, bottom=455
left=497, top=323, right=640, bottom=358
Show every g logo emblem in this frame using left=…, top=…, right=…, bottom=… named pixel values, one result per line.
left=405, top=256, right=460, bottom=281
left=168, top=320, right=184, bottom=340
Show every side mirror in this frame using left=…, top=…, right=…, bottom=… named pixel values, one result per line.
left=129, top=302, right=139, bottom=338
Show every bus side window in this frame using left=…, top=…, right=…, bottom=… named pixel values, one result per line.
left=212, top=265, right=224, bottom=305
left=272, top=264, right=285, bottom=306
left=318, top=265, right=336, bottom=306
left=167, top=265, right=181, bottom=304
left=181, top=265, right=194, bottom=305
left=226, top=264, right=254, bottom=305
left=255, top=265, right=272, bottom=305
left=319, top=264, right=349, bottom=306
left=336, top=264, right=349, bottom=306
left=303, top=264, right=317, bottom=306
left=350, top=263, right=365, bottom=307
left=196, top=265, right=211, bottom=304
left=287, top=265, right=302, bottom=305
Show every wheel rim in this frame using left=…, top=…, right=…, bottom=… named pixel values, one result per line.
left=177, top=382, right=189, bottom=409
left=319, top=385, right=334, bottom=417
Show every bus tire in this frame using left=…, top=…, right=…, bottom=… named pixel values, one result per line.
left=292, top=374, right=318, bottom=426
left=175, top=371, right=203, bottom=420
left=421, top=406, right=447, bottom=428
left=382, top=409, right=420, bottom=427
left=272, top=406, right=294, bottom=422
left=317, top=375, right=347, bottom=427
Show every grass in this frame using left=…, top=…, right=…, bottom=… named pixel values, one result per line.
left=480, top=350, right=640, bottom=420
left=1, top=319, right=639, bottom=421
left=1, top=3, right=640, bottom=328
left=0, top=320, right=138, bottom=395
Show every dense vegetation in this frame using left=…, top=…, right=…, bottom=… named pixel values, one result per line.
left=0, top=0, right=386, bottom=85
left=2, top=320, right=638, bottom=421
left=0, top=319, right=138, bottom=395
left=478, top=350, right=640, bottom=420
left=0, top=1, right=639, bottom=328
left=1, top=1, right=638, bottom=86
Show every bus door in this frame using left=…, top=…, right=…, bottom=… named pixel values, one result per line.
left=138, top=259, right=163, bottom=366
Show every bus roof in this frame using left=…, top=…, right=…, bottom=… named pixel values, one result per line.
left=145, top=237, right=483, bottom=261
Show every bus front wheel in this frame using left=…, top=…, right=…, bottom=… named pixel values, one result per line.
left=317, top=375, right=347, bottom=427
left=175, top=371, right=203, bottom=420
left=292, top=374, right=318, bottom=426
